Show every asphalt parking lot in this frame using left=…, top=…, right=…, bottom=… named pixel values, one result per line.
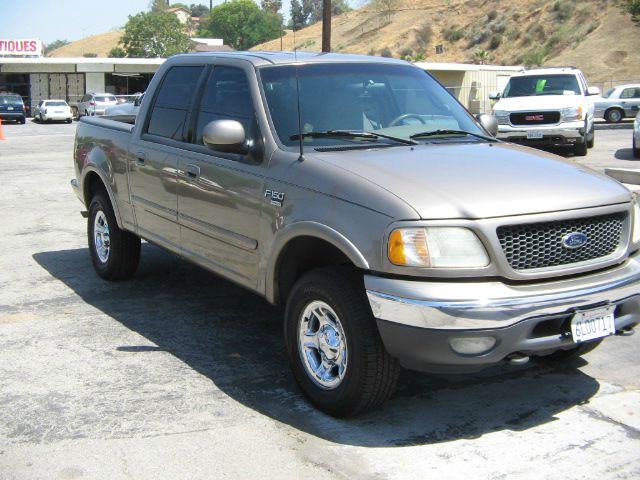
left=1, top=119, right=639, bottom=480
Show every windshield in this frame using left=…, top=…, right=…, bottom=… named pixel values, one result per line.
left=502, top=74, right=581, bottom=98
left=95, top=96, right=117, bottom=102
left=45, top=101, right=67, bottom=107
left=259, top=63, right=484, bottom=147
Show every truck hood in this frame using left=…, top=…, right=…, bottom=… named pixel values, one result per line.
left=494, top=95, right=582, bottom=111
left=312, top=142, right=630, bottom=219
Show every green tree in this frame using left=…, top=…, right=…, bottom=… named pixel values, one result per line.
left=190, top=3, right=209, bottom=16
left=109, top=47, right=126, bottom=57
left=206, top=0, right=281, bottom=50
left=149, top=0, right=169, bottom=11
left=44, top=39, right=69, bottom=55
left=121, top=11, right=194, bottom=57
left=289, top=0, right=307, bottom=29
left=308, top=0, right=350, bottom=23
left=261, top=0, right=282, bottom=14
left=621, top=0, right=640, bottom=16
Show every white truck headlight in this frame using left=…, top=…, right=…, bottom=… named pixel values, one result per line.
left=561, top=106, right=583, bottom=121
left=388, top=227, right=490, bottom=268
left=492, top=109, right=509, bottom=125
left=633, top=200, right=640, bottom=244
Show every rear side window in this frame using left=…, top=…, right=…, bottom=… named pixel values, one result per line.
left=193, top=66, right=255, bottom=145
left=621, top=88, right=640, bottom=99
left=147, top=66, right=204, bottom=141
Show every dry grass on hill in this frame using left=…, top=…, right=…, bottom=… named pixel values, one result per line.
left=48, top=30, right=123, bottom=58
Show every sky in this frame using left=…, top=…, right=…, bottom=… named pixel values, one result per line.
left=0, top=0, right=281, bottom=45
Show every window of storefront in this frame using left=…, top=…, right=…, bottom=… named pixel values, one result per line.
left=106, top=73, right=154, bottom=96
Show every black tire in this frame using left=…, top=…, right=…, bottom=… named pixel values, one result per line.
left=19, top=116, right=26, bottom=124
left=88, top=191, right=141, bottom=281
left=633, top=136, right=640, bottom=159
left=573, top=138, right=587, bottom=156
left=66, top=118, right=72, bottom=124
left=586, top=123, right=595, bottom=149
left=284, top=266, right=400, bottom=417
left=605, top=108, right=623, bottom=123
left=545, top=338, right=603, bottom=360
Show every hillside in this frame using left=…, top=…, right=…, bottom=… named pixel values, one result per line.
left=48, top=30, right=123, bottom=57
left=253, top=0, right=640, bottom=83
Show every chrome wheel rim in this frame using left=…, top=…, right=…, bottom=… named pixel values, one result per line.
left=93, top=211, right=110, bottom=263
left=298, top=301, right=348, bottom=390
left=610, top=110, right=622, bottom=122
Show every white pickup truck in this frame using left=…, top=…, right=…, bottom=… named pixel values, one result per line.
left=490, top=67, right=600, bottom=156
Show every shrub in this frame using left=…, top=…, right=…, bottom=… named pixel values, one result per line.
left=487, top=9, right=498, bottom=21
left=415, top=23, right=433, bottom=47
left=83, top=52, right=97, bottom=57
left=443, top=25, right=464, bottom=42
left=379, top=47, right=393, bottom=57
left=488, top=34, right=502, bottom=50
left=553, top=0, right=574, bottom=21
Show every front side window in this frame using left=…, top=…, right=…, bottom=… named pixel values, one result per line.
left=602, top=88, right=614, bottom=99
left=503, top=74, right=581, bottom=98
left=193, top=66, right=256, bottom=145
left=260, top=63, right=483, bottom=147
left=146, top=66, right=204, bottom=141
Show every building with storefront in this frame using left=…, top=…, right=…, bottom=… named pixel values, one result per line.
left=0, top=57, right=164, bottom=116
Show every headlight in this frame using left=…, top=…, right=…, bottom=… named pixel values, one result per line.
left=388, top=227, right=490, bottom=268
left=492, top=109, right=509, bottom=125
left=633, top=200, right=640, bottom=244
left=561, top=106, right=583, bottom=121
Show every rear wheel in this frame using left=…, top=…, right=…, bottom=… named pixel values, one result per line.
left=88, top=191, right=141, bottom=281
left=284, top=267, right=399, bottom=417
left=605, top=108, right=623, bottom=123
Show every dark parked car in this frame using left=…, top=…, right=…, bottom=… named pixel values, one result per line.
left=0, top=93, right=26, bottom=124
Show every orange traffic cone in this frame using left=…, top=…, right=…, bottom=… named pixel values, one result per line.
left=0, top=118, right=4, bottom=140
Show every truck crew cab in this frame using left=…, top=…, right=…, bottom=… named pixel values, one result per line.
left=72, top=53, right=640, bottom=416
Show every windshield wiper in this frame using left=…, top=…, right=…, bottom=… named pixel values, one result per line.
left=410, top=129, right=496, bottom=142
left=290, top=130, right=417, bottom=145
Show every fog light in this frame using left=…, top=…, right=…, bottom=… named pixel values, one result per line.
left=450, top=337, right=496, bottom=355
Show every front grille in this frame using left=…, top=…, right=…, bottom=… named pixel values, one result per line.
left=510, top=111, right=561, bottom=125
left=497, top=213, right=626, bottom=271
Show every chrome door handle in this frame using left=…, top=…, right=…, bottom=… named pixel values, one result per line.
left=186, top=164, right=200, bottom=179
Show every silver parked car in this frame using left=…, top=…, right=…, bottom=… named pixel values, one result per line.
left=634, top=112, right=640, bottom=158
left=77, top=93, right=118, bottom=118
left=594, top=84, right=640, bottom=123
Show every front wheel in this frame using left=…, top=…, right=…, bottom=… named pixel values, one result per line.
left=573, top=138, right=588, bottom=156
left=586, top=123, right=595, bottom=149
left=88, top=192, right=141, bottom=281
left=633, top=136, right=640, bottom=159
left=284, top=267, right=399, bottom=417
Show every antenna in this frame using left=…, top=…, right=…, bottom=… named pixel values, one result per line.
left=294, top=34, right=304, bottom=162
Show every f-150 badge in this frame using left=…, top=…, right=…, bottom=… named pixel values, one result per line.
left=265, top=189, right=285, bottom=207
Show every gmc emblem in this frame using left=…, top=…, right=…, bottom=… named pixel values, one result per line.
left=526, top=114, right=545, bottom=121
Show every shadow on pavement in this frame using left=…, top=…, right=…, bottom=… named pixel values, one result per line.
left=614, top=148, right=639, bottom=161
left=33, top=245, right=601, bottom=447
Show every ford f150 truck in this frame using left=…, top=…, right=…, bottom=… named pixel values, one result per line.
left=72, top=53, right=640, bottom=417
left=490, top=67, right=600, bottom=156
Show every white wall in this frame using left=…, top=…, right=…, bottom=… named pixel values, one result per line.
left=85, top=72, right=105, bottom=93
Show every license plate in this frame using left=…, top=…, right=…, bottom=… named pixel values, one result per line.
left=570, top=305, right=616, bottom=343
left=7, top=106, right=13, bottom=111
left=54, top=110, right=63, bottom=114
left=527, top=130, right=543, bottom=139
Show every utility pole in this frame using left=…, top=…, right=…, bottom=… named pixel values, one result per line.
left=322, top=0, right=331, bottom=52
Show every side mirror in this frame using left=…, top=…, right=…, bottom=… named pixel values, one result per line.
left=488, top=90, right=501, bottom=100
left=586, top=86, right=601, bottom=96
left=202, top=119, right=247, bottom=154
left=476, top=113, right=498, bottom=137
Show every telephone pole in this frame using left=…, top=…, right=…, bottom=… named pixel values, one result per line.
left=322, top=0, right=331, bottom=52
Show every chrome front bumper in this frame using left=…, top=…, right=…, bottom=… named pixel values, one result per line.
left=366, top=252, right=640, bottom=331
left=496, top=121, right=584, bottom=141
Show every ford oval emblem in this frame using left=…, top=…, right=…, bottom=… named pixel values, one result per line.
left=562, top=232, right=588, bottom=249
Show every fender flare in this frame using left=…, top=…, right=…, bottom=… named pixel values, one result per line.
left=81, top=151, right=124, bottom=229
left=264, top=221, right=370, bottom=304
